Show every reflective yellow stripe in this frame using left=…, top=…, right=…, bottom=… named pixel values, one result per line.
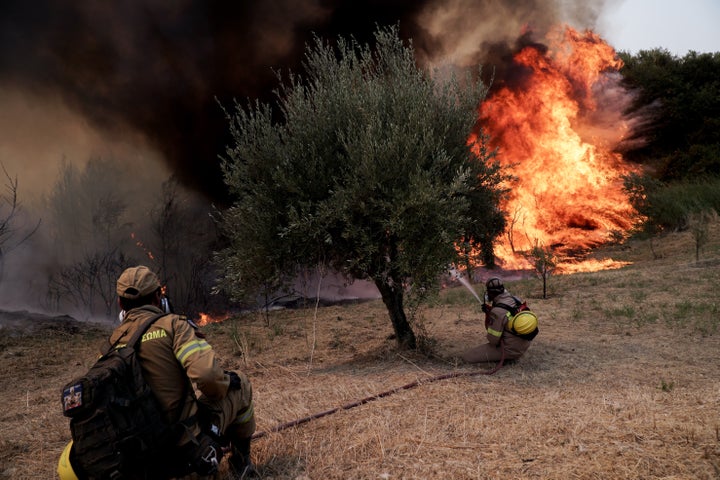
left=487, top=327, right=503, bottom=338
left=176, top=339, right=212, bottom=366
left=237, top=401, right=254, bottom=424
left=505, top=312, right=514, bottom=330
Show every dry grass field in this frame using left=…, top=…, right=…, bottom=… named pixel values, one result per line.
left=2, top=224, right=720, bottom=479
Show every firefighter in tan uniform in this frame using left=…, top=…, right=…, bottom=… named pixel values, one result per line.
left=461, top=277, right=532, bottom=363
left=111, top=265, right=257, bottom=478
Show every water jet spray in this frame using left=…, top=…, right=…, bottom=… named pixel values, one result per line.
left=447, top=267, right=484, bottom=305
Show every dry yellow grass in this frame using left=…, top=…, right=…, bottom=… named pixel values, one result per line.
left=2, top=224, right=720, bottom=479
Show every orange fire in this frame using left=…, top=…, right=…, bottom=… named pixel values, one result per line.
left=197, top=312, right=231, bottom=326
left=472, top=26, right=639, bottom=272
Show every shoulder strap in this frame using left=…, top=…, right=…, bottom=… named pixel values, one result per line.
left=494, top=302, right=518, bottom=316
left=103, top=312, right=168, bottom=356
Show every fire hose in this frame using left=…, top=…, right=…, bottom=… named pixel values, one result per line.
left=251, top=269, right=498, bottom=440
left=251, top=341, right=506, bottom=440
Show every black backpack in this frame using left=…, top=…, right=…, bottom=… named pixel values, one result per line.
left=61, top=312, right=185, bottom=479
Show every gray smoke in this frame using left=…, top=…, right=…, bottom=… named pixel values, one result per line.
left=0, top=0, right=613, bottom=314
left=0, top=0, right=610, bottom=200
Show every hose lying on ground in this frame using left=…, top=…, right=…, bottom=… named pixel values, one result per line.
left=251, top=345, right=506, bottom=440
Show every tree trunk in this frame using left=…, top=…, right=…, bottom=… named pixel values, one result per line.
left=374, top=279, right=417, bottom=349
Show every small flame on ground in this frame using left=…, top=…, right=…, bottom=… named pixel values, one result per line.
left=197, top=312, right=231, bottom=326
left=557, top=258, right=631, bottom=274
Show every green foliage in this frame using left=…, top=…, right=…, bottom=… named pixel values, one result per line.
left=623, top=173, right=720, bottom=233
left=525, top=242, right=557, bottom=299
left=619, top=49, right=720, bottom=182
left=606, top=305, right=635, bottom=319
left=619, top=50, right=720, bottom=253
left=659, top=379, right=675, bottom=392
left=602, top=301, right=659, bottom=329
left=667, top=300, right=720, bottom=336
left=216, top=26, right=507, bottom=347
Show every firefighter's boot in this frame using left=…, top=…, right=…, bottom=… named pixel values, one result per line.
left=228, top=436, right=257, bottom=479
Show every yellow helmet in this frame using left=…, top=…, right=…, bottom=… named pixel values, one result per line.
left=508, top=311, right=538, bottom=335
left=57, top=441, right=79, bottom=480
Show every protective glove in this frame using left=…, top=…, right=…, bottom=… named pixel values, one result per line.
left=225, top=370, right=242, bottom=391
left=481, top=303, right=491, bottom=314
left=197, top=435, right=222, bottom=475
left=183, top=433, right=223, bottom=476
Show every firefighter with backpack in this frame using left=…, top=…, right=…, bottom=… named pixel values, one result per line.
left=58, top=265, right=257, bottom=479
left=461, top=277, right=538, bottom=364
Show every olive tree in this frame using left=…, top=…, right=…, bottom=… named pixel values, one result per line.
left=216, top=26, right=507, bottom=349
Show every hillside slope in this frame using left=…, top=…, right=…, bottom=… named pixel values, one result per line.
left=2, top=225, right=720, bottom=479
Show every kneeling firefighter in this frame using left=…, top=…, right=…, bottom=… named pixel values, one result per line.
left=58, top=265, right=257, bottom=479
left=460, top=277, right=538, bottom=364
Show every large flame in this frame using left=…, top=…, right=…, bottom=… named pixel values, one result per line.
left=473, top=26, right=639, bottom=272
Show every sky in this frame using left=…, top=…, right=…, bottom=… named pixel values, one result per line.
left=598, top=0, right=720, bottom=55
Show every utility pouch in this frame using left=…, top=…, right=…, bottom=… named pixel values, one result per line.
left=181, top=432, right=223, bottom=476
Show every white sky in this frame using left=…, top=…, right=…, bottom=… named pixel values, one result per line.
left=597, top=0, right=720, bottom=56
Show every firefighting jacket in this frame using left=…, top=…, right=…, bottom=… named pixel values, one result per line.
left=107, top=305, right=231, bottom=442
left=485, top=291, right=531, bottom=357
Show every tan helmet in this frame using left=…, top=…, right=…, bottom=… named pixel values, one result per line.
left=57, top=441, right=79, bottom=480
left=507, top=310, right=538, bottom=335
left=116, top=265, right=161, bottom=299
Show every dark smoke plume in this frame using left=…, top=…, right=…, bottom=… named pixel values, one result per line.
left=0, top=0, right=609, bottom=202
